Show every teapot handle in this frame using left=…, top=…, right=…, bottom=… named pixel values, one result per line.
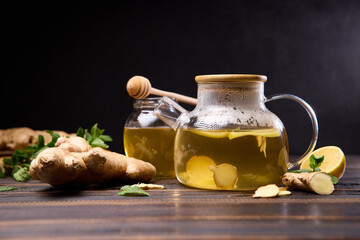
left=265, top=94, right=319, bottom=169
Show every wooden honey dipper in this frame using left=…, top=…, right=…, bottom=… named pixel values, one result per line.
left=126, top=76, right=197, bottom=105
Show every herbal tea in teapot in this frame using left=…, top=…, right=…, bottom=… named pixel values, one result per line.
left=175, top=128, right=288, bottom=190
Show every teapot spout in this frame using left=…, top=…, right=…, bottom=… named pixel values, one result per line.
left=154, top=97, right=188, bottom=130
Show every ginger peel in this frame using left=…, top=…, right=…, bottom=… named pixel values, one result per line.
left=30, top=136, right=156, bottom=186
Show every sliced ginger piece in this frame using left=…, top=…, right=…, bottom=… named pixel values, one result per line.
left=132, top=183, right=164, bottom=190
left=253, top=184, right=279, bottom=198
left=209, top=163, right=238, bottom=190
left=278, top=190, right=292, bottom=196
left=186, top=155, right=216, bottom=181
left=256, top=136, right=267, bottom=158
left=260, top=137, right=267, bottom=158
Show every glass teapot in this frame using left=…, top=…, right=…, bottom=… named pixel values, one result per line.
left=154, top=74, right=318, bottom=190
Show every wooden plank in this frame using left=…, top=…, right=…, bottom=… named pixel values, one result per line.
left=0, top=155, right=359, bottom=239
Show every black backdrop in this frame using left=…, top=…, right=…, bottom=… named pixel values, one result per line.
left=2, top=0, right=360, bottom=155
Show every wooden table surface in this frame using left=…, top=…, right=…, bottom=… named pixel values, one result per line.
left=1, top=155, right=359, bottom=240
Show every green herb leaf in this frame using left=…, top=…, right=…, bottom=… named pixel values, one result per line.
left=13, top=167, right=31, bottom=182
left=47, top=133, right=60, bottom=148
left=46, top=130, right=53, bottom=136
left=37, top=135, right=45, bottom=148
left=99, top=135, right=113, bottom=142
left=11, top=149, right=31, bottom=166
left=21, top=163, right=30, bottom=169
left=33, top=132, right=60, bottom=159
left=118, top=185, right=150, bottom=197
left=90, top=138, right=109, bottom=149
left=3, top=157, right=14, bottom=166
left=325, top=173, right=339, bottom=185
left=0, top=166, right=6, bottom=178
left=0, top=186, right=18, bottom=192
left=77, top=123, right=112, bottom=149
left=32, top=146, right=49, bottom=159
left=90, top=123, right=100, bottom=138
left=11, top=165, right=20, bottom=177
left=309, top=154, right=324, bottom=172
left=85, top=131, right=92, bottom=141
left=76, top=127, right=85, bottom=137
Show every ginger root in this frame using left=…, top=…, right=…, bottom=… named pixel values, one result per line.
left=281, top=172, right=334, bottom=195
left=30, top=136, right=156, bottom=186
left=0, top=127, right=73, bottom=151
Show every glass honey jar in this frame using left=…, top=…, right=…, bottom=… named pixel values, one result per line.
left=124, top=97, right=176, bottom=178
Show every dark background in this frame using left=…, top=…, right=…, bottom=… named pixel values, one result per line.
left=2, top=0, right=359, bottom=155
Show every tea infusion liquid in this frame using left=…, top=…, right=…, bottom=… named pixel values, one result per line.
left=174, top=128, right=289, bottom=190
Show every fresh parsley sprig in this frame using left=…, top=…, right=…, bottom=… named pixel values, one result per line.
left=288, top=154, right=339, bottom=184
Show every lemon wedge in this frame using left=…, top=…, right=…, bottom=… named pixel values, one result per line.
left=192, top=130, right=229, bottom=138
left=300, top=146, right=346, bottom=179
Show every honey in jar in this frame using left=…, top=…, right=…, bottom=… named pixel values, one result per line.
left=124, top=98, right=176, bottom=178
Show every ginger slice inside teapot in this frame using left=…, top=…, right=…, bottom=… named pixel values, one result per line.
left=185, top=155, right=217, bottom=189
left=186, top=155, right=216, bottom=181
left=209, top=163, right=238, bottom=190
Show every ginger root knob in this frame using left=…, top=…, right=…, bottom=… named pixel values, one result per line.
left=281, top=172, right=334, bottom=195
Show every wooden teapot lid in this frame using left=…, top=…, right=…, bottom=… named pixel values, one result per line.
left=195, top=74, right=267, bottom=83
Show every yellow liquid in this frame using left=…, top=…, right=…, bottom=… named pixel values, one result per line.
left=124, top=127, right=176, bottom=178
left=174, top=128, right=289, bottom=190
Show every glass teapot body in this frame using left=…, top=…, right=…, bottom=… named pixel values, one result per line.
left=155, top=74, right=318, bottom=190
